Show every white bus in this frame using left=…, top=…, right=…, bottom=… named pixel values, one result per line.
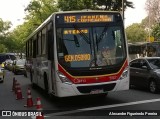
left=25, top=10, right=129, bottom=97
left=128, top=42, right=160, bottom=61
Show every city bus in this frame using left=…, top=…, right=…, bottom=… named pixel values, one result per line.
left=128, top=41, right=160, bottom=61
left=25, top=10, right=129, bottom=97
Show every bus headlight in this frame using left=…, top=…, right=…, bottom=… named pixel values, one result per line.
left=119, top=67, right=129, bottom=80
left=57, top=71, right=72, bottom=85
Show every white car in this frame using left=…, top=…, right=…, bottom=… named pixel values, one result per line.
left=0, top=67, right=4, bottom=83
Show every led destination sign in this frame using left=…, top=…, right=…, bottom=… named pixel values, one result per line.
left=64, top=29, right=88, bottom=34
left=56, top=14, right=114, bottom=24
left=64, top=15, right=113, bottom=23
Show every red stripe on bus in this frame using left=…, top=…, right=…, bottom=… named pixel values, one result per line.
left=58, top=60, right=128, bottom=84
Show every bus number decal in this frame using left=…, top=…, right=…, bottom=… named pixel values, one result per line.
left=64, top=16, right=76, bottom=23
left=64, top=54, right=90, bottom=62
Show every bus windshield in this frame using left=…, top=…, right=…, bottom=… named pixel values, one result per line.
left=57, top=25, right=126, bottom=68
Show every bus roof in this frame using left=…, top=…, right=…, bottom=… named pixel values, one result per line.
left=54, top=10, right=120, bottom=14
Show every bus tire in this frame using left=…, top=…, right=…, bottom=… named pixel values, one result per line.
left=44, top=73, right=48, bottom=93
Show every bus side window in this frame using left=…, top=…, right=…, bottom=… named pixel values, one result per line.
left=47, top=22, right=54, bottom=60
left=33, top=40, right=36, bottom=58
left=42, top=28, right=47, bottom=55
left=33, top=35, right=37, bottom=58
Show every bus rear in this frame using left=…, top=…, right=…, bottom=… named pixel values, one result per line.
left=54, top=11, right=129, bottom=97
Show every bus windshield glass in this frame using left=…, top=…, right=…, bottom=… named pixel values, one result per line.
left=57, top=25, right=126, bottom=68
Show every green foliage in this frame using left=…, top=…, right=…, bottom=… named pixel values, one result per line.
left=0, top=44, right=7, bottom=53
left=10, top=23, right=32, bottom=52
left=0, top=18, right=11, bottom=33
left=2, top=36, right=16, bottom=52
left=58, top=0, right=134, bottom=11
left=140, top=17, right=149, bottom=29
left=0, top=18, right=12, bottom=53
left=58, top=0, right=96, bottom=11
left=126, top=23, right=148, bottom=43
left=25, top=0, right=58, bottom=23
left=10, top=0, right=58, bottom=53
left=141, top=16, right=160, bottom=41
left=152, top=24, right=160, bottom=40
left=93, top=0, right=134, bottom=10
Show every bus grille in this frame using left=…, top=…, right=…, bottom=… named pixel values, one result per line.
left=77, top=83, right=116, bottom=94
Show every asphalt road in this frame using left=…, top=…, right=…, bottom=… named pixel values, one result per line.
left=0, top=70, right=160, bottom=119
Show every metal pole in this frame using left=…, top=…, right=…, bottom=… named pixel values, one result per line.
left=148, top=6, right=151, bottom=42
left=122, top=0, right=124, bottom=20
left=146, top=3, right=151, bottom=57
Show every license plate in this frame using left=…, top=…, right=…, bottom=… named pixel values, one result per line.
left=90, top=89, right=104, bottom=94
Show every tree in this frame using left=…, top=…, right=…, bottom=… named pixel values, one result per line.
left=126, top=23, right=148, bottom=43
left=0, top=18, right=11, bottom=33
left=145, top=0, right=160, bottom=41
left=145, top=0, right=160, bottom=26
left=58, top=0, right=134, bottom=11
left=141, top=16, right=149, bottom=28
left=10, top=0, right=58, bottom=53
left=93, top=0, right=134, bottom=11
left=25, top=0, right=58, bottom=24
left=0, top=44, right=7, bottom=53
left=0, top=18, right=12, bottom=53
left=152, top=24, right=160, bottom=40
left=58, top=0, right=96, bottom=11
left=10, top=19, right=41, bottom=53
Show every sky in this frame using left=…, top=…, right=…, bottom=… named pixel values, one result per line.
left=125, top=0, right=147, bottom=27
left=0, top=0, right=30, bottom=28
left=0, top=0, right=147, bottom=29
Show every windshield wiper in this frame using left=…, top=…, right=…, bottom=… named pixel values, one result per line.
left=73, top=24, right=91, bottom=44
left=73, top=24, right=92, bottom=55
left=96, top=24, right=108, bottom=44
left=63, top=37, right=80, bottom=47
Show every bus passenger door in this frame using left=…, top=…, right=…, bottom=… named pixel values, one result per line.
left=47, top=23, right=56, bottom=94
left=32, top=39, right=38, bottom=84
